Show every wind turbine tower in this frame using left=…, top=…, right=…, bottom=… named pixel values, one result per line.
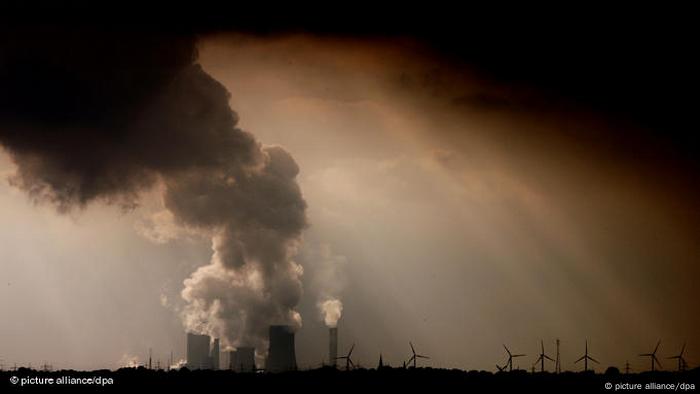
left=502, top=344, right=526, bottom=372
left=667, top=342, right=687, bottom=372
left=574, top=340, right=599, bottom=372
left=639, top=340, right=662, bottom=372
left=407, top=342, right=430, bottom=368
left=533, top=340, right=554, bottom=373
left=336, top=344, right=355, bottom=371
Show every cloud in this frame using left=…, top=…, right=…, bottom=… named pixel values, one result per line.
left=0, top=26, right=308, bottom=353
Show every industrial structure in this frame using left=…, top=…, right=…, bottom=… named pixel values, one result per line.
left=228, top=347, right=256, bottom=372
left=266, top=325, right=297, bottom=372
left=186, top=333, right=220, bottom=370
left=329, top=327, right=338, bottom=368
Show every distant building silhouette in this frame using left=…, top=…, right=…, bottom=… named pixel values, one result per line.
left=186, top=333, right=219, bottom=370
left=228, top=347, right=256, bottom=372
left=266, top=325, right=297, bottom=372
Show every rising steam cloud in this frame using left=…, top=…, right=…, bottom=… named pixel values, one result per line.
left=318, top=298, right=343, bottom=327
left=0, top=28, right=306, bottom=352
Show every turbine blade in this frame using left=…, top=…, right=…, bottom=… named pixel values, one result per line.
left=544, top=355, right=555, bottom=361
left=654, top=340, right=661, bottom=355
left=654, top=356, right=662, bottom=369
left=575, top=355, right=585, bottom=363
left=410, top=342, right=415, bottom=354
left=503, top=344, right=511, bottom=356
left=417, top=355, right=430, bottom=359
left=589, top=356, right=600, bottom=364
left=513, top=354, right=526, bottom=358
left=681, top=342, right=686, bottom=356
left=348, top=344, right=355, bottom=357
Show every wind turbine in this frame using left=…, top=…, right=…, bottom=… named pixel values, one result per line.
left=407, top=342, right=430, bottom=368
left=639, top=340, right=662, bottom=372
left=336, top=344, right=355, bottom=371
left=502, top=344, right=526, bottom=372
left=574, top=340, right=599, bottom=372
left=533, top=340, right=554, bottom=373
left=667, top=342, right=687, bottom=372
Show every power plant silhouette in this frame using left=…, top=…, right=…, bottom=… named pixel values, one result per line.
left=161, top=328, right=697, bottom=376
left=329, top=327, right=338, bottom=368
left=186, top=333, right=219, bottom=370
left=185, top=325, right=298, bottom=372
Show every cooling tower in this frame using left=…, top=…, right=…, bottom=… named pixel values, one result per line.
left=227, top=350, right=236, bottom=370
left=186, top=333, right=211, bottom=370
left=227, top=347, right=256, bottom=372
left=210, top=338, right=220, bottom=370
left=329, top=327, right=338, bottom=367
left=266, top=325, right=297, bottom=372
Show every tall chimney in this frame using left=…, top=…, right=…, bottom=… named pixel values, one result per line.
left=329, top=327, right=338, bottom=367
left=266, top=325, right=297, bottom=372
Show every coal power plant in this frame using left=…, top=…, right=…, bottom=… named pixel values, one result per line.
left=227, top=347, right=256, bottom=372
left=186, top=333, right=220, bottom=370
left=266, top=325, right=298, bottom=372
left=186, top=326, right=297, bottom=372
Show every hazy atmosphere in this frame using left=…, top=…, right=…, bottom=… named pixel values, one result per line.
left=1, top=24, right=698, bottom=374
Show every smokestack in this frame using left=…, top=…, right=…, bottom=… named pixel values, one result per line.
left=329, top=327, right=338, bottom=367
left=266, top=325, right=297, bottom=372
left=186, top=333, right=211, bottom=370
left=229, top=347, right=256, bottom=372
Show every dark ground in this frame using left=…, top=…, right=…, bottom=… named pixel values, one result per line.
left=2, top=367, right=699, bottom=393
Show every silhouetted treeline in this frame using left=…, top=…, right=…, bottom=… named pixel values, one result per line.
left=2, top=366, right=699, bottom=393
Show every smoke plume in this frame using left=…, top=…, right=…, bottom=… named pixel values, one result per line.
left=0, top=28, right=306, bottom=351
left=304, top=243, right=347, bottom=327
left=318, top=298, right=343, bottom=328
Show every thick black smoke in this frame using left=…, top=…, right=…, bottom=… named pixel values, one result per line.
left=0, top=27, right=307, bottom=351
